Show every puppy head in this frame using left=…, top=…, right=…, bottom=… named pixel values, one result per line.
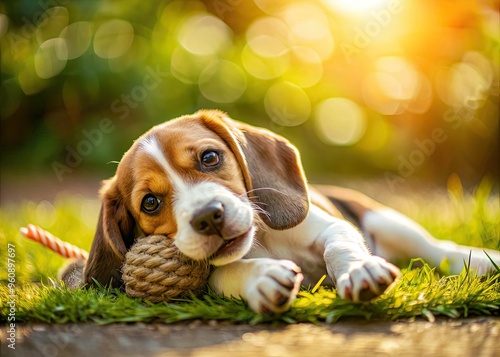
left=84, top=110, right=309, bottom=286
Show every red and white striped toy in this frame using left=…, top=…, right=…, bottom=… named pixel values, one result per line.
left=20, top=224, right=89, bottom=260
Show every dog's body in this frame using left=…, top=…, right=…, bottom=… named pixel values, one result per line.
left=83, top=110, right=500, bottom=313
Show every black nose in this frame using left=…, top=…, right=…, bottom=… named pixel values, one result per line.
left=190, top=201, right=224, bottom=236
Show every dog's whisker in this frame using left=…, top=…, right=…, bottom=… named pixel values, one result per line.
left=250, top=239, right=266, bottom=252
left=242, top=187, right=289, bottom=199
left=246, top=187, right=285, bottom=194
left=249, top=202, right=271, bottom=219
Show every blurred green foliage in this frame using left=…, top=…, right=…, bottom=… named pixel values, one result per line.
left=1, top=0, right=498, bottom=185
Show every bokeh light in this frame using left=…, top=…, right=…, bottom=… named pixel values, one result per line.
left=265, top=82, right=311, bottom=126
left=435, top=52, right=493, bottom=110
left=362, top=57, right=428, bottom=115
left=60, top=21, right=93, bottom=60
left=199, top=60, right=247, bottom=103
left=34, top=38, right=68, bottom=79
left=314, top=98, right=367, bottom=146
left=178, top=14, right=232, bottom=56
left=246, top=17, right=289, bottom=58
left=93, top=19, right=134, bottom=59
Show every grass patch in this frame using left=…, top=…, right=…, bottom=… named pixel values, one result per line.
left=1, top=261, right=499, bottom=324
left=1, top=178, right=499, bottom=324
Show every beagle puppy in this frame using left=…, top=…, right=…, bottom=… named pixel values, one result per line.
left=83, top=110, right=500, bottom=314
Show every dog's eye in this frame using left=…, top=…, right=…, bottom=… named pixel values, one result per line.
left=141, top=194, right=161, bottom=213
left=201, top=150, right=220, bottom=168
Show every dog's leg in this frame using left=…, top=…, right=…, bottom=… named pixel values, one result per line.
left=208, top=258, right=303, bottom=314
left=297, top=205, right=401, bottom=302
left=362, top=208, right=500, bottom=275
left=321, top=222, right=401, bottom=302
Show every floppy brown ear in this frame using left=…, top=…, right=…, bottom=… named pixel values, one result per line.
left=83, top=177, right=135, bottom=288
left=198, top=110, right=309, bottom=230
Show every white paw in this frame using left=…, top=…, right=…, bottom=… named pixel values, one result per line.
left=336, top=256, right=400, bottom=302
left=244, top=260, right=303, bottom=314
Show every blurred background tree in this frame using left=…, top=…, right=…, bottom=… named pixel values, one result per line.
left=1, top=0, right=498, bottom=189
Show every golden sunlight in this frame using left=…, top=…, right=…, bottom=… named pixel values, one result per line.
left=324, top=0, right=394, bottom=13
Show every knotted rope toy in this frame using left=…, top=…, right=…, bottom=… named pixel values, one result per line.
left=122, top=235, right=210, bottom=302
left=20, top=224, right=211, bottom=302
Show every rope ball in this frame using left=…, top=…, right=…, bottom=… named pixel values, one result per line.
left=122, top=235, right=211, bottom=302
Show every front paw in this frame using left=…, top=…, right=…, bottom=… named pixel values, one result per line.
left=245, top=260, right=303, bottom=314
left=336, top=256, right=400, bottom=302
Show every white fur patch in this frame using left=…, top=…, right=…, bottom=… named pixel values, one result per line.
left=139, top=134, right=190, bottom=196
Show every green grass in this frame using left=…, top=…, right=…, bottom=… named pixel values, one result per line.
left=1, top=177, right=499, bottom=324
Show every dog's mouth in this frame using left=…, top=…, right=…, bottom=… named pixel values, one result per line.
left=209, top=227, right=254, bottom=264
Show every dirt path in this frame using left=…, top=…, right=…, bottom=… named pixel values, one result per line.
left=2, top=317, right=499, bottom=357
